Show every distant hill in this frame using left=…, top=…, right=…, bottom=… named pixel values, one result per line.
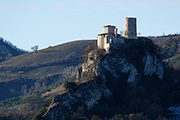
left=2, top=34, right=180, bottom=101
left=1, top=34, right=180, bottom=119
left=150, top=34, right=180, bottom=59
left=0, top=40, right=96, bottom=101
left=0, top=37, right=27, bottom=59
left=42, top=37, right=174, bottom=120
left=150, top=34, right=180, bottom=69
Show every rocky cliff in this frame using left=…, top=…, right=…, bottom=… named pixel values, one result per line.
left=43, top=38, right=164, bottom=120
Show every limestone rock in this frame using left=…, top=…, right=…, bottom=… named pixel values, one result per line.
left=43, top=81, right=112, bottom=120
left=43, top=38, right=164, bottom=120
left=143, top=52, right=164, bottom=80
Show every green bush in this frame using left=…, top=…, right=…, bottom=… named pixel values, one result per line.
left=32, top=108, right=46, bottom=120
left=0, top=96, right=22, bottom=107
left=32, top=100, right=51, bottom=120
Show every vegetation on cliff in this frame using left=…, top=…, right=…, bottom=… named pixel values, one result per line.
left=42, top=38, right=175, bottom=120
left=1, top=35, right=180, bottom=120
left=0, top=40, right=95, bottom=120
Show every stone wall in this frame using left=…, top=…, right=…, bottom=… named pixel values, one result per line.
left=97, top=35, right=104, bottom=48
left=103, top=25, right=115, bottom=34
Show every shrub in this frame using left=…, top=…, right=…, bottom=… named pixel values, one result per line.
left=81, top=44, right=97, bottom=63
left=63, top=81, right=77, bottom=91
left=32, top=100, right=51, bottom=120
left=91, top=115, right=101, bottom=120
left=32, top=108, right=46, bottom=120
left=93, top=76, right=103, bottom=84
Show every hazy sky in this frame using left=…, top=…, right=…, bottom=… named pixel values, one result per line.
left=0, top=0, right=179, bottom=50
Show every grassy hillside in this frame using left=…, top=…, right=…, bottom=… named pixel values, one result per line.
left=150, top=34, right=180, bottom=59
left=0, top=39, right=96, bottom=119
left=1, top=34, right=180, bottom=119
left=150, top=34, right=180, bottom=69
left=0, top=40, right=96, bottom=100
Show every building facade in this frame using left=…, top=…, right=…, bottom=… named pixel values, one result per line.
left=97, top=17, right=137, bottom=51
left=97, top=25, right=124, bottom=51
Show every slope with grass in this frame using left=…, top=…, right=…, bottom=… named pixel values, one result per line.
left=150, top=34, right=180, bottom=59
left=0, top=40, right=96, bottom=101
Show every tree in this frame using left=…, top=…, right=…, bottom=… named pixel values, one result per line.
left=81, top=44, right=97, bottom=63
left=63, top=81, right=77, bottom=91
left=31, top=45, right=38, bottom=52
left=120, top=31, right=124, bottom=35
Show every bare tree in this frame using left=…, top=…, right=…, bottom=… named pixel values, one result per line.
left=31, top=45, right=38, bottom=52
left=120, top=31, right=124, bottom=36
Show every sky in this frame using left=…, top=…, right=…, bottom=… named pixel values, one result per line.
left=0, top=0, right=180, bottom=51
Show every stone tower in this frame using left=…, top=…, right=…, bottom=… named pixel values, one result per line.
left=124, top=17, right=137, bottom=38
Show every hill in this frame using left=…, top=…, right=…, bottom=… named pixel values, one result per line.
left=0, top=39, right=96, bottom=119
left=0, top=40, right=96, bottom=101
left=1, top=34, right=180, bottom=102
left=150, top=34, right=180, bottom=69
left=43, top=38, right=168, bottom=120
left=150, top=34, right=180, bottom=60
left=1, top=34, right=180, bottom=120
left=42, top=37, right=180, bottom=120
left=0, top=37, right=26, bottom=61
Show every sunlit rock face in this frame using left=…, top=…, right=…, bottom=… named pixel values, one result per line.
left=77, top=39, right=164, bottom=85
left=143, top=52, right=164, bottom=80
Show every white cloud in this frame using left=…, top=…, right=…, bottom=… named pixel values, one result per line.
left=53, top=0, right=139, bottom=13
left=74, top=0, right=122, bottom=13
left=54, top=3, right=66, bottom=12
left=27, top=3, right=40, bottom=11
left=135, top=1, right=156, bottom=8
left=165, top=0, right=180, bottom=8
left=0, top=4, right=12, bottom=11
left=92, top=0, right=137, bottom=13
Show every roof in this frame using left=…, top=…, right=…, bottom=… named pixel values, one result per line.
left=98, top=33, right=115, bottom=36
left=98, top=33, right=121, bottom=36
left=103, top=25, right=116, bottom=28
left=125, top=17, right=136, bottom=19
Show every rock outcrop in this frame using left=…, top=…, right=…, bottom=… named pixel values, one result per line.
left=143, top=52, right=164, bottom=80
left=43, top=38, right=164, bottom=120
left=77, top=38, right=164, bottom=85
left=43, top=81, right=112, bottom=120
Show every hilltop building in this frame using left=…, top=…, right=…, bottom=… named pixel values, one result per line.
left=124, top=17, right=137, bottom=38
left=97, top=25, right=124, bottom=51
left=97, top=17, right=137, bottom=51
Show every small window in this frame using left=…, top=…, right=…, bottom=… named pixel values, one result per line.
left=109, top=38, right=113, bottom=43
